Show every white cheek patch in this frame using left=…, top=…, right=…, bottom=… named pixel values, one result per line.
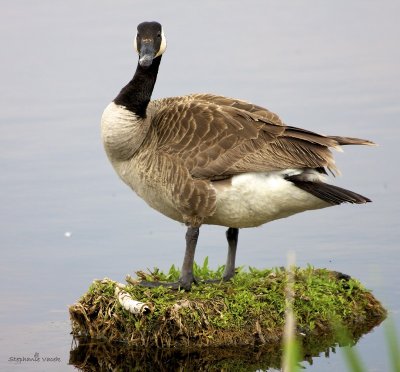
left=133, top=32, right=138, bottom=53
left=155, top=28, right=167, bottom=57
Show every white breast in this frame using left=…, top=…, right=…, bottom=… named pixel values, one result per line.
left=206, top=171, right=329, bottom=228
left=101, top=102, right=150, bottom=160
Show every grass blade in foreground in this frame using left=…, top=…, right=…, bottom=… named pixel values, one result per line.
left=342, top=345, right=365, bottom=372
left=282, top=251, right=301, bottom=372
left=334, top=321, right=366, bottom=372
left=385, top=318, right=400, bottom=372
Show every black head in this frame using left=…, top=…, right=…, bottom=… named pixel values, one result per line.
left=134, top=21, right=167, bottom=68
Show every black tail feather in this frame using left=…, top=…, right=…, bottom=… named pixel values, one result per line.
left=287, top=176, right=371, bottom=205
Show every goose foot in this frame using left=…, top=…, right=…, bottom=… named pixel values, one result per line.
left=201, top=272, right=236, bottom=285
left=138, top=275, right=234, bottom=290
left=138, top=276, right=198, bottom=291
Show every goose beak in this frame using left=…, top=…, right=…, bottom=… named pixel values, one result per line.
left=139, top=41, right=155, bottom=67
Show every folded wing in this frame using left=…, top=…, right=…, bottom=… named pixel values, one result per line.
left=151, top=94, right=373, bottom=180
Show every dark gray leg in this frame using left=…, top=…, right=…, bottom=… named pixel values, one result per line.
left=138, top=226, right=199, bottom=291
left=178, top=226, right=199, bottom=290
left=222, top=227, right=238, bottom=281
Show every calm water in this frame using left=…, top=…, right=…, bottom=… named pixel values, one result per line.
left=1, top=1, right=399, bottom=370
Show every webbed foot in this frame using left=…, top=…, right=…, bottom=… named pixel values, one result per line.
left=138, top=275, right=197, bottom=291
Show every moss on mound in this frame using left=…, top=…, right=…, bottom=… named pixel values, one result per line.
left=69, top=263, right=386, bottom=351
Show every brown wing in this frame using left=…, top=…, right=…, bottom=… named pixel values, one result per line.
left=186, top=93, right=285, bottom=126
left=150, top=95, right=361, bottom=180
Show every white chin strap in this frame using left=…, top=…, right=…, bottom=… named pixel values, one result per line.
left=155, top=28, right=167, bottom=57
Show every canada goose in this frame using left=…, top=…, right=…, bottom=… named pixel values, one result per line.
left=101, top=21, right=374, bottom=290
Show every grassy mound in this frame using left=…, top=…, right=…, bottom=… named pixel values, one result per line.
left=69, top=262, right=386, bottom=351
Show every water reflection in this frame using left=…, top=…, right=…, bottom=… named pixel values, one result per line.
left=69, top=315, right=384, bottom=372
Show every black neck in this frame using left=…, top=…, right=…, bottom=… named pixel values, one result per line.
left=114, top=56, right=162, bottom=118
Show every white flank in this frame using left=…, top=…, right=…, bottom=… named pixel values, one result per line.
left=207, top=170, right=329, bottom=228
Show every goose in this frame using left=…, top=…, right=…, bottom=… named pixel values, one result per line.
left=101, top=21, right=375, bottom=290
